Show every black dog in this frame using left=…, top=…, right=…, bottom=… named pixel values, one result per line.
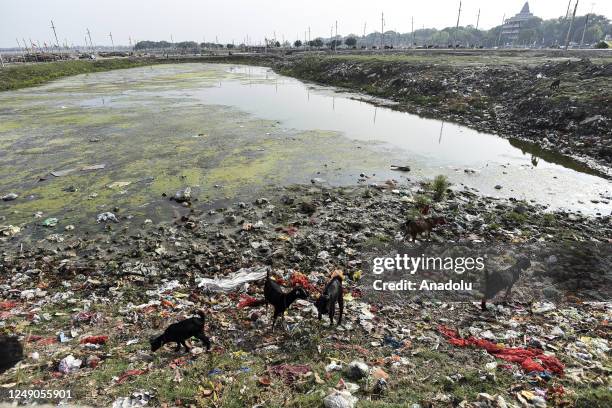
left=482, top=257, right=531, bottom=311
left=315, top=274, right=344, bottom=326
left=0, top=336, right=23, bottom=373
left=150, top=310, right=211, bottom=352
left=550, top=79, right=561, bottom=89
left=264, top=270, right=309, bottom=330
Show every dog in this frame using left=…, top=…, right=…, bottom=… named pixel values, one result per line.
left=264, top=270, right=309, bottom=330
left=550, top=79, right=560, bottom=89
left=315, top=271, right=344, bottom=326
left=0, top=336, right=23, bottom=373
left=403, top=217, right=445, bottom=241
left=150, top=310, right=211, bottom=352
left=481, top=257, right=531, bottom=311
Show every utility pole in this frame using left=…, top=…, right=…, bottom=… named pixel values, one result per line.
left=580, top=13, right=590, bottom=47
left=0, top=53, right=5, bottom=68
left=109, top=32, right=114, bottom=51
left=475, top=9, right=481, bottom=48
left=580, top=3, right=594, bottom=48
left=50, top=20, right=60, bottom=49
left=86, top=28, right=94, bottom=52
left=380, top=12, right=384, bottom=50
left=497, top=14, right=505, bottom=47
left=565, top=0, right=573, bottom=19
left=564, top=0, right=579, bottom=50
left=411, top=16, right=415, bottom=47
left=16, top=38, right=25, bottom=61
left=335, top=20, right=338, bottom=52
left=453, top=1, right=462, bottom=48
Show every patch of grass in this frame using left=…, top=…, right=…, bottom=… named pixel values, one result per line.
left=503, top=211, right=528, bottom=225
left=574, top=386, right=612, bottom=408
left=414, top=193, right=432, bottom=209
left=541, top=213, right=557, bottom=227
left=431, top=175, right=450, bottom=201
left=0, top=59, right=160, bottom=91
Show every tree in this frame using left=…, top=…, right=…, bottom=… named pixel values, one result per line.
left=308, top=38, right=323, bottom=47
left=275, top=41, right=281, bottom=47
left=226, top=43, right=235, bottom=49
left=328, top=39, right=342, bottom=48
left=294, top=40, right=302, bottom=47
left=344, top=37, right=357, bottom=47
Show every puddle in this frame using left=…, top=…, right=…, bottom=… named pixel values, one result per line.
left=0, top=63, right=610, bottom=234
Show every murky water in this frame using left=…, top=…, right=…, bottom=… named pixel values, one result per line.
left=0, top=63, right=610, bottom=233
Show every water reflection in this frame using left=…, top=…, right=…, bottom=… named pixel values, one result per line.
left=191, top=65, right=610, bottom=213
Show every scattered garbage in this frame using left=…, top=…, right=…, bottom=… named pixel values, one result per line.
left=58, top=355, right=82, bottom=374
left=326, top=361, right=342, bottom=372
left=112, top=390, right=154, bottom=408
left=115, top=369, right=147, bottom=385
left=80, top=335, right=109, bottom=345
left=41, top=217, right=58, bottom=227
left=531, top=301, right=556, bottom=314
left=439, top=326, right=564, bottom=375
left=172, top=187, right=192, bottom=203
left=324, top=390, right=358, bottom=408
left=268, top=364, right=311, bottom=384
left=97, top=212, right=119, bottom=223
left=0, top=225, right=20, bottom=237
left=107, top=181, right=131, bottom=189
left=197, top=267, right=268, bottom=291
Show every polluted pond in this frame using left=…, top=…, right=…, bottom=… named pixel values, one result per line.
left=0, top=63, right=611, bottom=407
left=0, top=63, right=610, bottom=239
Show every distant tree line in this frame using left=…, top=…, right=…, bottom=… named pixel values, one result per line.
left=134, top=41, right=230, bottom=51
left=347, top=14, right=610, bottom=48
left=134, top=14, right=609, bottom=52
left=291, top=14, right=609, bottom=48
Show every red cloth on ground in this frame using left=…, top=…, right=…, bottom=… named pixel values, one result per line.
left=237, top=294, right=264, bottom=308
left=438, top=325, right=564, bottom=376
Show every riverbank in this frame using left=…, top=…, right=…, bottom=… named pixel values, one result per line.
left=0, top=59, right=161, bottom=91
left=1, top=182, right=611, bottom=407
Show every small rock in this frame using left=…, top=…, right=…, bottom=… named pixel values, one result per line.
left=346, top=360, right=368, bottom=380
left=323, top=390, right=357, bottom=408
left=173, top=187, right=192, bottom=203
left=1, top=193, right=18, bottom=201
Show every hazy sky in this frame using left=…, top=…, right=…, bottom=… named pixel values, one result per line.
left=1, top=0, right=608, bottom=48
